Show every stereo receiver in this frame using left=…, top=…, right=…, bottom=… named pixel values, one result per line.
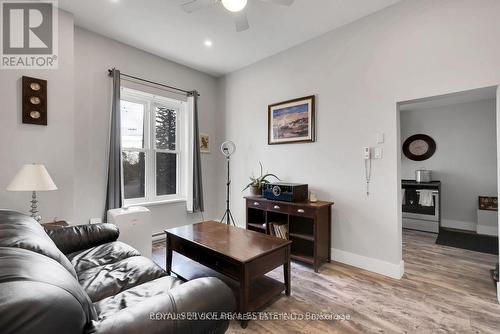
left=262, top=182, right=308, bottom=203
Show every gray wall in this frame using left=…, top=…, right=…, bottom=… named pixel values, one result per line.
left=218, top=0, right=500, bottom=277
left=401, top=99, right=497, bottom=231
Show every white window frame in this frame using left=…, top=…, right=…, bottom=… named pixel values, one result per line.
left=121, top=87, right=187, bottom=206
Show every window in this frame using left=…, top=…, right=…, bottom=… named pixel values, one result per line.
left=121, top=88, right=187, bottom=205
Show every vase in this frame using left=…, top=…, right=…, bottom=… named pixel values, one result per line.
left=250, top=185, right=262, bottom=196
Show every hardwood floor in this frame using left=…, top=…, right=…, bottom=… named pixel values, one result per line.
left=152, top=229, right=500, bottom=333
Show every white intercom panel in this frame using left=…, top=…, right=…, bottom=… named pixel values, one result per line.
left=363, top=147, right=372, bottom=195
left=362, top=133, right=386, bottom=196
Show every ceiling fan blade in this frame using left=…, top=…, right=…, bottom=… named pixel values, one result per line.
left=181, top=0, right=218, bottom=13
left=259, top=0, right=294, bottom=6
left=233, top=11, right=249, bottom=32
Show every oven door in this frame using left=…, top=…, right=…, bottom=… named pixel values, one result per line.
left=402, top=190, right=440, bottom=222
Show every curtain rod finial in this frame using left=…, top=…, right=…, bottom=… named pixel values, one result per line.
left=108, top=68, right=117, bottom=77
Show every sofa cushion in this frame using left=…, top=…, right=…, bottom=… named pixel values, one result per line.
left=78, top=255, right=166, bottom=302
left=0, top=247, right=96, bottom=333
left=94, top=276, right=183, bottom=320
left=46, top=223, right=120, bottom=255
left=67, top=241, right=141, bottom=274
left=0, top=210, right=77, bottom=278
left=91, top=277, right=235, bottom=334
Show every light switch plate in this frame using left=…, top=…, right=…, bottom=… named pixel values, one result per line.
left=374, top=147, right=383, bottom=159
left=376, top=132, right=385, bottom=144
left=90, top=218, right=102, bottom=225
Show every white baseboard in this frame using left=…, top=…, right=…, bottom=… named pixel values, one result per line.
left=331, top=248, right=404, bottom=279
left=477, top=224, right=498, bottom=236
left=497, top=282, right=500, bottom=304
left=152, top=234, right=166, bottom=242
left=441, top=219, right=476, bottom=231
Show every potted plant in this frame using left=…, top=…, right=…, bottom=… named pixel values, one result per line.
left=243, top=162, right=280, bottom=196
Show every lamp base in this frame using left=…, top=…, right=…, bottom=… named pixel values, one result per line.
left=30, top=191, right=42, bottom=223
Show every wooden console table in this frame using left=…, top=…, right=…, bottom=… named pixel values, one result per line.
left=245, top=196, right=333, bottom=272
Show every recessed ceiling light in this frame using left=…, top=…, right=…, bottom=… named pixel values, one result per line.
left=204, top=40, right=213, bottom=48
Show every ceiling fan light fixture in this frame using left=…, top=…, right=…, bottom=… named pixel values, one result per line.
left=221, top=0, right=247, bottom=12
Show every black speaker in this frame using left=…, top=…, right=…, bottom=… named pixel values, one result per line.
left=262, top=183, right=308, bottom=202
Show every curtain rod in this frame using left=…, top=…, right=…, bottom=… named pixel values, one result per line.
left=107, top=69, right=200, bottom=97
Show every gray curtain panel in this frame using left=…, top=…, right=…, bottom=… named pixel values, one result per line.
left=191, top=91, right=204, bottom=212
left=105, top=69, right=122, bottom=214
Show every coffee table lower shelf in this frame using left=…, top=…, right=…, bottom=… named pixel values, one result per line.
left=290, top=253, right=314, bottom=264
left=171, top=253, right=286, bottom=312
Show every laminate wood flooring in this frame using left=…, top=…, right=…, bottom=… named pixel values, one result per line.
left=152, top=229, right=500, bottom=333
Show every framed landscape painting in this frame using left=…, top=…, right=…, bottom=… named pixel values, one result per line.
left=268, top=95, right=315, bottom=145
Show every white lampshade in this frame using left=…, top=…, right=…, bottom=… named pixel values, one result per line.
left=7, top=164, right=57, bottom=191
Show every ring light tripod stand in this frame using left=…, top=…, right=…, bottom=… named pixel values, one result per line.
left=220, top=140, right=236, bottom=226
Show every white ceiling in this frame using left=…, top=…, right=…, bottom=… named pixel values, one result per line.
left=58, top=0, right=400, bottom=77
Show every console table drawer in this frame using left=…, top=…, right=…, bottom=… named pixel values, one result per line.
left=247, top=199, right=266, bottom=209
left=267, top=202, right=290, bottom=214
left=291, top=206, right=316, bottom=218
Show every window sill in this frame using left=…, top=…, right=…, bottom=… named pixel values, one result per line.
left=124, top=198, right=186, bottom=208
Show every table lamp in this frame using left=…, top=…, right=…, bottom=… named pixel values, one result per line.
left=7, top=163, right=57, bottom=223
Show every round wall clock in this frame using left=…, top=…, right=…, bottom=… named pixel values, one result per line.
left=402, top=134, right=436, bottom=161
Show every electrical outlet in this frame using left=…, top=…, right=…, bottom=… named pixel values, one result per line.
left=374, top=147, right=383, bottom=159
left=89, top=218, right=102, bottom=225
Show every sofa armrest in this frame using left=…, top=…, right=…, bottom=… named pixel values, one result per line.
left=92, top=277, right=236, bottom=334
left=45, top=223, right=119, bottom=254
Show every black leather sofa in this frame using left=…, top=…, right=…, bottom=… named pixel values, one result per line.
left=0, top=210, right=236, bottom=334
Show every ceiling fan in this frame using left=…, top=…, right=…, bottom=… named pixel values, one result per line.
left=181, top=0, right=295, bottom=32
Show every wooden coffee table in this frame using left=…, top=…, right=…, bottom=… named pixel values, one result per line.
left=165, top=221, right=292, bottom=327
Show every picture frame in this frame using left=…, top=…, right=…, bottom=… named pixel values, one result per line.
left=268, top=95, right=315, bottom=145
left=200, top=133, right=210, bottom=153
left=478, top=196, right=498, bottom=211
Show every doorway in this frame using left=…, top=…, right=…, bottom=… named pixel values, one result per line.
left=397, top=86, right=499, bottom=301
